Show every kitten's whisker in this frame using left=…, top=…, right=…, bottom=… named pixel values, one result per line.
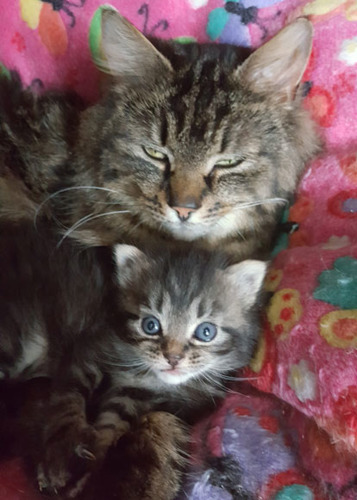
left=34, top=185, right=122, bottom=227
left=56, top=210, right=130, bottom=248
left=225, top=386, right=248, bottom=396
left=218, top=374, right=261, bottom=382
left=103, top=357, right=149, bottom=372
left=200, top=371, right=227, bottom=394
left=196, top=376, right=217, bottom=406
left=104, top=360, right=146, bottom=369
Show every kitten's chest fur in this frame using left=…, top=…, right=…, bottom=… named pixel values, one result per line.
left=101, top=368, right=223, bottom=421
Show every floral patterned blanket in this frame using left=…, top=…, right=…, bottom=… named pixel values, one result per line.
left=1, top=1, right=357, bottom=499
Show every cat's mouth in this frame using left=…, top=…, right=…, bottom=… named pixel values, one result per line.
left=158, top=205, right=238, bottom=241
left=156, top=368, right=193, bottom=385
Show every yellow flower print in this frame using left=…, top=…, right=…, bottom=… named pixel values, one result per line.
left=267, top=289, right=303, bottom=340
left=319, top=310, right=357, bottom=348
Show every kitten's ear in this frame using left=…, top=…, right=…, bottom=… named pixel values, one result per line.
left=94, top=9, right=172, bottom=81
left=223, top=260, right=268, bottom=309
left=113, top=244, right=148, bottom=287
left=238, top=18, right=312, bottom=102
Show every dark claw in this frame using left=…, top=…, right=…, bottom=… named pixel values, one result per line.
left=38, top=484, right=59, bottom=496
left=75, top=444, right=96, bottom=461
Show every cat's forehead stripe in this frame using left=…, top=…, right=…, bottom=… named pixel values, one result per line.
left=160, top=109, right=168, bottom=147
left=167, top=59, right=227, bottom=143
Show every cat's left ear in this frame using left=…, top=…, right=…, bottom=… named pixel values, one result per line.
left=238, top=18, right=312, bottom=103
left=94, top=9, right=172, bottom=82
left=113, top=244, right=149, bottom=287
left=223, top=260, right=268, bottom=309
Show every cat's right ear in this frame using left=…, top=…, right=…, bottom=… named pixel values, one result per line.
left=238, top=18, right=313, bottom=103
left=113, top=244, right=148, bottom=287
left=94, top=9, right=172, bottom=81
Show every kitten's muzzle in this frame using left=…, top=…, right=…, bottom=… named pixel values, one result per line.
left=165, top=353, right=184, bottom=368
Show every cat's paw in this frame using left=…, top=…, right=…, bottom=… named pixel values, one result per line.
left=37, top=424, right=98, bottom=497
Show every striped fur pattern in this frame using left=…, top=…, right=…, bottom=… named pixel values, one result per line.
left=0, top=222, right=267, bottom=498
left=0, top=13, right=319, bottom=260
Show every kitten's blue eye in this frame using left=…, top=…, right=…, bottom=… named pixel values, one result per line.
left=141, top=316, right=161, bottom=335
left=194, top=322, right=217, bottom=342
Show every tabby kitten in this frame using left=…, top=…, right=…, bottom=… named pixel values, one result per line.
left=0, top=221, right=267, bottom=498
left=0, top=12, right=319, bottom=259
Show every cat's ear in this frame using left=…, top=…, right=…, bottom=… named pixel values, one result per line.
left=94, top=9, right=172, bottom=81
left=223, top=260, right=268, bottom=309
left=238, top=18, right=312, bottom=102
left=113, top=244, right=149, bottom=287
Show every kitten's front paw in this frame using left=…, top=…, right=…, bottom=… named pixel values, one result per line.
left=37, top=424, right=98, bottom=497
left=80, top=411, right=189, bottom=500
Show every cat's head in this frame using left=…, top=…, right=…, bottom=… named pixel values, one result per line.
left=113, top=244, right=267, bottom=386
left=74, top=12, right=318, bottom=246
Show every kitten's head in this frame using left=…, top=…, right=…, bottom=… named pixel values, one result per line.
left=74, top=12, right=318, bottom=248
left=113, top=244, right=267, bottom=386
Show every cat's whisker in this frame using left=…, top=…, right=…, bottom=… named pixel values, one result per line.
left=56, top=209, right=130, bottom=248
left=235, top=197, right=288, bottom=210
left=215, top=214, right=246, bottom=241
left=33, top=185, right=122, bottom=228
left=56, top=211, right=98, bottom=246
left=125, top=218, right=145, bottom=238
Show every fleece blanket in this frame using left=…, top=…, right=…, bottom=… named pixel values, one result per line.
left=1, top=1, right=357, bottom=499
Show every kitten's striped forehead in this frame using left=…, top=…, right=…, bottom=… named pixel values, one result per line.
left=143, top=252, right=225, bottom=327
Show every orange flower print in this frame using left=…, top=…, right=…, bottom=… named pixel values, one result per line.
left=20, top=0, right=85, bottom=57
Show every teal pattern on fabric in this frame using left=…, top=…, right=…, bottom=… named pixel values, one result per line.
left=0, top=62, right=10, bottom=80
left=274, top=484, right=314, bottom=500
left=271, top=207, right=290, bottom=257
left=314, top=256, right=357, bottom=309
left=206, top=7, right=229, bottom=40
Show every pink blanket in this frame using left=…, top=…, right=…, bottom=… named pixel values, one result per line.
left=0, top=0, right=357, bottom=498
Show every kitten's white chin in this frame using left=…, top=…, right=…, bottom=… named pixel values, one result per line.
left=156, top=369, right=193, bottom=385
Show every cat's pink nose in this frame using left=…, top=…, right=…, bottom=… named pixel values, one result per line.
left=166, top=353, right=183, bottom=368
left=173, top=206, right=196, bottom=222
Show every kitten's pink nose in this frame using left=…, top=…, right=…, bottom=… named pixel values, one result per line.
left=165, top=353, right=183, bottom=368
left=173, top=206, right=196, bottom=222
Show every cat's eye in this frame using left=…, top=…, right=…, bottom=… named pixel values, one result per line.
left=141, top=316, right=161, bottom=336
left=143, top=146, right=167, bottom=161
left=194, top=322, right=217, bottom=342
left=214, top=158, right=244, bottom=168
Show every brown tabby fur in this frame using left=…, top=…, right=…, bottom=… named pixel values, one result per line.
left=0, top=220, right=266, bottom=499
left=0, top=14, right=320, bottom=260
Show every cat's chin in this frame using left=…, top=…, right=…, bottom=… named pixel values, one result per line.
left=155, top=369, right=193, bottom=385
left=162, top=221, right=211, bottom=241
left=161, top=210, right=239, bottom=242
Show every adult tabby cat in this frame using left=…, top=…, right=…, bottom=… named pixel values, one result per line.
left=0, top=221, right=267, bottom=499
left=0, top=12, right=319, bottom=259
